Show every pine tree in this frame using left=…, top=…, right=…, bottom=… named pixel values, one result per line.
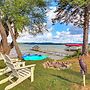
left=53, top=0, right=90, bottom=55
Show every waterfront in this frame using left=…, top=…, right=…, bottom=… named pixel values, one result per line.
left=10, top=44, right=75, bottom=60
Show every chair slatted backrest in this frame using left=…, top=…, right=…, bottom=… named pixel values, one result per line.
left=3, top=55, right=19, bottom=78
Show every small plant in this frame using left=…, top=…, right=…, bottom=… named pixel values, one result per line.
left=64, top=49, right=81, bottom=59
left=76, top=49, right=82, bottom=57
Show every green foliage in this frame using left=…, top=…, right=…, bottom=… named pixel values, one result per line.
left=70, top=0, right=89, bottom=7
left=59, top=0, right=89, bottom=7
left=0, top=0, right=46, bottom=32
left=64, top=50, right=81, bottom=59
left=53, top=0, right=90, bottom=27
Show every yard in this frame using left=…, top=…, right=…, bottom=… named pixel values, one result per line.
left=0, top=56, right=90, bottom=90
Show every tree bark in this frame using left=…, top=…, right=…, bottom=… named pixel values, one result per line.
left=0, top=20, right=9, bottom=54
left=6, top=21, right=22, bottom=59
left=6, top=29, right=19, bottom=54
left=82, top=6, right=89, bottom=55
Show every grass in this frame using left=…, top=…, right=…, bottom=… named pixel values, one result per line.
left=0, top=57, right=90, bottom=90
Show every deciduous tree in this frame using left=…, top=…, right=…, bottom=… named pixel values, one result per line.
left=0, top=0, right=47, bottom=59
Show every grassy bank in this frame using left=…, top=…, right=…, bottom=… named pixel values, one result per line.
left=0, top=57, right=90, bottom=90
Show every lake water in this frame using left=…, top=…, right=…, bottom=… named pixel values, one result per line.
left=10, top=44, right=74, bottom=60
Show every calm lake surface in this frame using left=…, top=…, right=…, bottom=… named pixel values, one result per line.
left=10, top=43, right=74, bottom=60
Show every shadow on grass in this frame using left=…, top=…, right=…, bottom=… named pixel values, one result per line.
left=49, top=69, right=82, bottom=85
left=51, top=74, right=81, bottom=85
left=61, top=69, right=81, bottom=77
left=62, top=69, right=90, bottom=81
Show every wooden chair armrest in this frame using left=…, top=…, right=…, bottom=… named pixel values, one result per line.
left=15, top=64, right=36, bottom=70
left=13, top=62, right=25, bottom=67
left=11, top=59, right=21, bottom=62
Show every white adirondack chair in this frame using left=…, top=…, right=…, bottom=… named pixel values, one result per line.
left=0, top=54, right=36, bottom=90
left=0, top=54, right=25, bottom=75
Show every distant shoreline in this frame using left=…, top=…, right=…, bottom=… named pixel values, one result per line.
left=18, top=42, right=85, bottom=45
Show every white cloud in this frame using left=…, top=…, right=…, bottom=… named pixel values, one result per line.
left=46, top=6, right=56, bottom=28
left=14, top=26, right=84, bottom=43
left=55, top=30, right=70, bottom=38
left=0, top=29, right=84, bottom=43
left=46, top=32, right=52, bottom=39
left=53, top=30, right=83, bottom=43
left=16, top=30, right=53, bottom=43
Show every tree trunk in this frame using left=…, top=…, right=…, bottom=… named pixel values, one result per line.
left=0, top=20, right=9, bottom=54
left=82, top=6, right=89, bottom=55
left=6, top=30, right=19, bottom=54
left=2, top=21, right=19, bottom=54
left=6, top=21, right=22, bottom=59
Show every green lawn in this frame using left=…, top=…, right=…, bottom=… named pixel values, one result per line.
left=0, top=58, right=90, bottom=90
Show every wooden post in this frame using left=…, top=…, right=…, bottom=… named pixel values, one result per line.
left=31, top=66, right=35, bottom=82
left=83, top=74, right=86, bottom=86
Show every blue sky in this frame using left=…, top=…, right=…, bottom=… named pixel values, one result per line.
left=13, top=1, right=89, bottom=43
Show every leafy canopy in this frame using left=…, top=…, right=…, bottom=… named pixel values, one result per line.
left=53, top=0, right=90, bottom=27
left=0, top=0, right=46, bottom=32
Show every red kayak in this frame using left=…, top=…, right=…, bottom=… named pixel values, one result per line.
left=65, top=44, right=82, bottom=47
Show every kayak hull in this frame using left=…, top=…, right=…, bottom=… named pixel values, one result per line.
left=22, top=54, right=48, bottom=61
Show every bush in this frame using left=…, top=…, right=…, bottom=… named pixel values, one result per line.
left=64, top=49, right=81, bottom=59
